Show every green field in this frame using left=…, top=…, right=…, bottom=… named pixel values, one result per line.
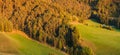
left=75, top=20, right=120, bottom=55
left=0, top=32, right=65, bottom=55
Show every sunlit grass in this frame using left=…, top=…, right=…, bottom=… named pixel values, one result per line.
left=9, top=33, right=65, bottom=55
left=75, top=20, right=120, bottom=55
left=0, top=32, right=65, bottom=55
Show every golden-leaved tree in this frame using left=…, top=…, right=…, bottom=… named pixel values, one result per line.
left=0, top=16, right=13, bottom=32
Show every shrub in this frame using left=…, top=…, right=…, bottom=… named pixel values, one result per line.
left=100, top=24, right=113, bottom=30
left=80, top=47, right=94, bottom=55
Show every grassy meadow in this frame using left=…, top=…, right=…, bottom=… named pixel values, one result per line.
left=0, top=32, right=65, bottom=55
left=74, top=20, right=120, bottom=55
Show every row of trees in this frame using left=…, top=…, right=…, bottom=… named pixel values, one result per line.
left=90, top=0, right=120, bottom=28
left=0, top=16, right=13, bottom=32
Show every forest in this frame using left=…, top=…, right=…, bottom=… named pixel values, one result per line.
left=0, top=0, right=120, bottom=55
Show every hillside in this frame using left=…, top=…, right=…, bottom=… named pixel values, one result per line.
left=0, top=0, right=92, bottom=55
left=0, top=0, right=120, bottom=55
left=0, top=32, right=19, bottom=55
left=0, top=31, right=65, bottom=55
left=73, top=20, right=120, bottom=55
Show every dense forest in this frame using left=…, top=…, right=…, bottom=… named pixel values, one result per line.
left=0, top=0, right=120, bottom=55
left=0, top=16, right=13, bottom=32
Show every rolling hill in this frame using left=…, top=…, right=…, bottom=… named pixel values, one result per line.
left=0, top=0, right=120, bottom=55
left=73, top=20, right=120, bottom=55
left=0, top=31, right=66, bottom=55
left=1, top=20, right=120, bottom=55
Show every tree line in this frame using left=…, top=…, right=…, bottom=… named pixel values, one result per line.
left=0, top=16, right=13, bottom=32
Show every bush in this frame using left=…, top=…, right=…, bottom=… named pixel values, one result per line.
left=100, top=24, right=113, bottom=30
left=72, top=27, right=81, bottom=47
left=80, top=47, right=94, bottom=55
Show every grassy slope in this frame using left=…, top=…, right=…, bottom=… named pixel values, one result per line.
left=75, top=20, right=120, bottom=55
left=0, top=33, right=19, bottom=55
left=0, top=32, right=65, bottom=55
